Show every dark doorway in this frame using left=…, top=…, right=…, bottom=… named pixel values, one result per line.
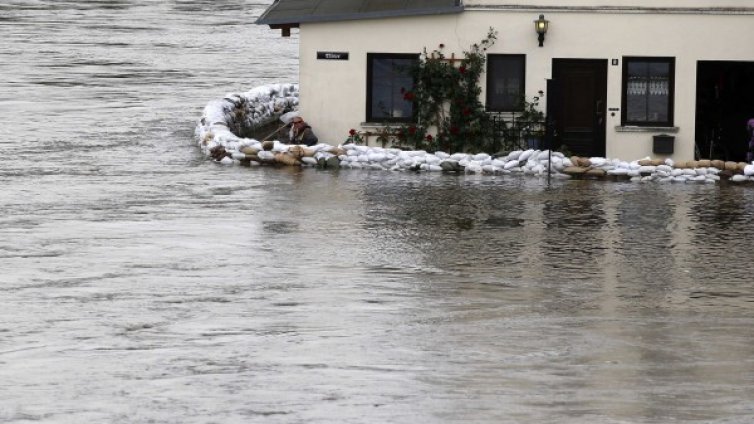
left=551, top=59, right=608, bottom=157
left=696, top=61, right=754, bottom=161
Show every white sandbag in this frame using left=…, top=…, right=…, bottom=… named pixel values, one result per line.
left=589, top=157, right=607, bottom=167
left=425, top=155, right=441, bottom=165
left=730, top=174, right=748, bottom=183
left=367, top=152, right=387, bottom=162
left=482, top=165, right=496, bottom=174
left=472, top=153, right=490, bottom=161
left=608, top=168, right=629, bottom=175
left=519, top=149, right=535, bottom=161
left=427, top=165, right=443, bottom=172
left=257, top=151, right=276, bottom=161
left=744, top=164, right=754, bottom=176
left=507, top=150, right=522, bottom=161
left=466, top=163, right=482, bottom=173
left=638, top=166, right=656, bottom=174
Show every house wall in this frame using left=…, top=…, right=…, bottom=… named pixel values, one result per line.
left=297, top=5, right=753, bottom=160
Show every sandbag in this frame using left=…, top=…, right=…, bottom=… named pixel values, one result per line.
left=274, top=152, right=301, bottom=166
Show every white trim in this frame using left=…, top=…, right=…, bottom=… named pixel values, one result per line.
left=463, top=4, right=754, bottom=15
left=615, top=126, right=680, bottom=133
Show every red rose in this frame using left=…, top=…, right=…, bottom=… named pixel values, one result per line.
left=425, top=134, right=433, bottom=141
left=439, top=43, right=445, bottom=49
left=349, top=129, right=356, bottom=136
left=459, top=66, right=467, bottom=74
left=408, top=126, right=417, bottom=135
left=403, top=92, right=415, bottom=101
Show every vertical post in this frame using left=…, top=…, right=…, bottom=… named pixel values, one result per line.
left=545, top=79, right=556, bottom=186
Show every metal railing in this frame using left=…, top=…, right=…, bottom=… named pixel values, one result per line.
left=488, top=112, right=547, bottom=152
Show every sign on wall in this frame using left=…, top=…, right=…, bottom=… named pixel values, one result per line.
left=317, top=51, right=349, bottom=60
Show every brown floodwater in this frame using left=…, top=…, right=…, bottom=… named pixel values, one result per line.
left=1, top=1, right=752, bottom=423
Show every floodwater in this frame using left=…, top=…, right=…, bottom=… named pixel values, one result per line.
left=1, top=1, right=753, bottom=423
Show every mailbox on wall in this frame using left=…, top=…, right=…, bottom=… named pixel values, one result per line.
left=653, top=134, right=675, bottom=154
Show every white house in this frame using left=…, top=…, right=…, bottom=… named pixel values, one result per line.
left=257, top=0, right=754, bottom=161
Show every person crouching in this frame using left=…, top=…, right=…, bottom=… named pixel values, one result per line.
left=284, top=117, right=318, bottom=146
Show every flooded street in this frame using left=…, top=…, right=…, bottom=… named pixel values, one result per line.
left=1, top=1, right=753, bottom=423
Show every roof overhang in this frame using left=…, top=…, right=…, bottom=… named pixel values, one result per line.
left=256, top=0, right=464, bottom=35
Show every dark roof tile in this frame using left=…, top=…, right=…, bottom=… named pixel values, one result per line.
left=257, top=0, right=462, bottom=25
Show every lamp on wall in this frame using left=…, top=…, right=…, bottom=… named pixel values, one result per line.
left=534, top=14, right=549, bottom=47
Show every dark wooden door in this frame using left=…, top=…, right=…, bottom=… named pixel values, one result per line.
left=551, top=59, right=608, bottom=157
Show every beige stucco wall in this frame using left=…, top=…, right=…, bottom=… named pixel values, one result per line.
left=297, top=5, right=754, bottom=160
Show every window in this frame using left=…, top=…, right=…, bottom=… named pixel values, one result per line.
left=622, top=57, right=675, bottom=126
left=366, top=53, right=418, bottom=122
left=486, top=54, right=526, bottom=112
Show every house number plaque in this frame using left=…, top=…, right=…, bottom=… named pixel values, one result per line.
left=317, top=52, right=349, bottom=60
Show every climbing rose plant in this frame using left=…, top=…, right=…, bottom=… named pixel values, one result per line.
left=397, top=28, right=499, bottom=153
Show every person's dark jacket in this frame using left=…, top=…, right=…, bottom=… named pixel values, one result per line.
left=279, top=124, right=318, bottom=146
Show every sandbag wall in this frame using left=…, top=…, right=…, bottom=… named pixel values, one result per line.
left=195, top=83, right=299, bottom=155
left=195, top=84, right=754, bottom=184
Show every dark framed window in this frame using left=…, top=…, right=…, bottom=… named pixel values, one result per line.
left=366, top=53, right=419, bottom=122
left=622, top=57, right=675, bottom=126
left=486, top=54, right=526, bottom=112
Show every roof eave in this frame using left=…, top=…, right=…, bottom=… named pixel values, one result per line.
left=255, top=5, right=464, bottom=26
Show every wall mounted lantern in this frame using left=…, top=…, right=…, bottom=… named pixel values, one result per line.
left=534, top=14, right=549, bottom=47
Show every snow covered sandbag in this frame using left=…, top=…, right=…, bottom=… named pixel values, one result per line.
left=744, top=164, right=754, bottom=176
